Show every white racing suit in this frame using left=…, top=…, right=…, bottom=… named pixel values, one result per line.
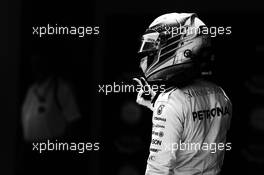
left=145, top=79, right=232, bottom=175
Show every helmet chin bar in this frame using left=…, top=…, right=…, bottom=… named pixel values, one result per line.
left=146, top=62, right=198, bottom=83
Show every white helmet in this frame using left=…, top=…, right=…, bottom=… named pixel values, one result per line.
left=138, top=13, right=212, bottom=83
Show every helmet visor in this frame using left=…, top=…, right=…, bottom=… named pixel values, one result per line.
left=139, top=32, right=160, bottom=52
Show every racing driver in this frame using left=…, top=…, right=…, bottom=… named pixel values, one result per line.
left=134, top=13, right=232, bottom=175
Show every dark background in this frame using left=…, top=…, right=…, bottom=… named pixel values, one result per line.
left=5, top=0, right=264, bottom=174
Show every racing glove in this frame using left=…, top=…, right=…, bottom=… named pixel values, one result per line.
left=133, top=77, right=156, bottom=111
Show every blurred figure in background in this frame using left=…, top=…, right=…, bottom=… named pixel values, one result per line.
left=21, top=55, right=81, bottom=141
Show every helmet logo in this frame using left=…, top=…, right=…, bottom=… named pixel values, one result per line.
left=184, top=49, right=192, bottom=58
